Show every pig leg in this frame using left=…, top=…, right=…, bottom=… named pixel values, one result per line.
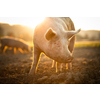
left=1, top=45, right=5, bottom=53
left=67, top=63, right=72, bottom=70
left=52, top=60, right=56, bottom=68
left=29, top=47, right=41, bottom=75
left=14, top=48, right=16, bottom=54
left=68, top=36, right=75, bottom=70
left=3, top=46, right=7, bottom=53
left=18, top=48, right=24, bottom=54
left=52, top=61, right=62, bottom=72
left=56, top=62, right=62, bottom=72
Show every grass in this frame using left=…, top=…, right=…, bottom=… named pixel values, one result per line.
left=28, top=41, right=100, bottom=48
left=75, top=41, right=100, bottom=47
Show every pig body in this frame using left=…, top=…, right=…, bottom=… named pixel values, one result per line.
left=0, top=37, right=30, bottom=53
left=29, top=17, right=81, bottom=75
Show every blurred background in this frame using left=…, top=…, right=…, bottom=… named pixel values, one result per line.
left=0, top=17, right=100, bottom=47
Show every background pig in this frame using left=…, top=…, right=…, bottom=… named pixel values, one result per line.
left=29, top=17, right=81, bottom=75
left=0, top=37, right=31, bottom=54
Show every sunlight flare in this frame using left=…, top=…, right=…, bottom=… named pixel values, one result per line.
left=27, top=17, right=45, bottom=29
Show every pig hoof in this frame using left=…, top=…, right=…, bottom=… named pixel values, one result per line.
left=29, top=71, right=35, bottom=76
left=28, top=73, right=35, bottom=79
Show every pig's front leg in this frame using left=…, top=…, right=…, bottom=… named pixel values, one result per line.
left=29, top=47, right=41, bottom=75
left=1, top=45, right=6, bottom=53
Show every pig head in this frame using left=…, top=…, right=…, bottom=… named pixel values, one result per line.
left=29, top=17, right=81, bottom=75
left=44, top=28, right=81, bottom=63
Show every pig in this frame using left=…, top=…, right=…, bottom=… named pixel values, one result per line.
left=0, top=37, right=31, bottom=54
left=29, top=17, right=81, bottom=75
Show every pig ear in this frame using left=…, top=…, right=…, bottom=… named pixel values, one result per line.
left=45, top=28, right=57, bottom=40
left=67, top=28, right=81, bottom=39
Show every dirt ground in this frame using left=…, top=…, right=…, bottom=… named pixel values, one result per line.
left=0, top=47, right=100, bottom=84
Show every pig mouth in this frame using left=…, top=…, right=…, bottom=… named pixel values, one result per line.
left=53, top=57, right=74, bottom=63
left=66, top=57, right=74, bottom=63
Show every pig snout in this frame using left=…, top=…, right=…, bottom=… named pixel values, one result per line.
left=66, top=57, right=74, bottom=63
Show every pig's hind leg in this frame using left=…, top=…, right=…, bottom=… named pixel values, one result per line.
left=52, top=60, right=56, bottom=68
left=56, top=62, right=62, bottom=72
left=52, top=61, right=62, bottom=72
left=29, top=47, right=41, bottom=75
left=18, top=48, right=24, bottom=54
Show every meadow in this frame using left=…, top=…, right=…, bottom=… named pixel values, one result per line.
left=75, top=41, right=100, bottom=47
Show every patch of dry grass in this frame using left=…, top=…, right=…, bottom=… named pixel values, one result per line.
left=75, top=41, right=100, bottom=47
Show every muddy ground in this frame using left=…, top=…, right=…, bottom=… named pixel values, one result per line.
left=0, top=47, right=100, bottom=84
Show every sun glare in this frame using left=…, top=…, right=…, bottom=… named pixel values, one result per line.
left=27, top=17, right=45, bottom=29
